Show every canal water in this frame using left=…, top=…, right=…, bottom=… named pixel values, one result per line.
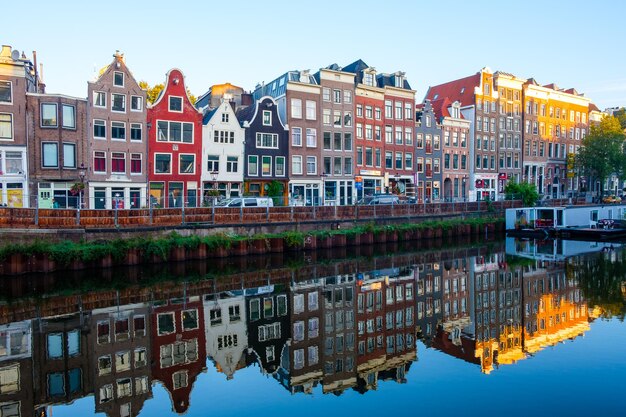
left=1, top=237, right=624, bottom=417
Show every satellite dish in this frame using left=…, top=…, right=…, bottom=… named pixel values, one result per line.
left=11, top=50, right=20, bottom=60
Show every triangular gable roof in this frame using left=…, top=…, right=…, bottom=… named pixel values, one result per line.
left=92, top=52, right=143, bottom=90
left=589, top=103, right=600, bottom=112
left=202, top=99, right=238, bottom=125
left=424, top=72, right=481, bottom=106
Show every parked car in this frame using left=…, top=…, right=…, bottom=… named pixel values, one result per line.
left=357, top=194, right=400, bottom=205
left=215, top=197, right=274, bottom=207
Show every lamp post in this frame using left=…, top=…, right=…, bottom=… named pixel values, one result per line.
left=210, top=170, right=219, bottom=205
left=78, top=163, right=86, bottom=209
left=321, top=172, right=328, bottom=206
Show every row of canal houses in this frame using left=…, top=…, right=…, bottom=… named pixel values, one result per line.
left=1, top=45, right=599, bottom=209
left=0, top=249, right=594, bottom=416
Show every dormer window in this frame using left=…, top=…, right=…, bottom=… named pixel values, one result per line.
left=363, top=72, right=374, bottom=87
left=394, top=75, right=404, bottom=88
left=114, top=71, right=124, bottom=87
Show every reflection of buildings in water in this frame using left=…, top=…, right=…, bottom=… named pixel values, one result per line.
left=91, top=303, right=152, bottom=417
left=150, top=296, right=206, bottom=415
left=245, top=285, right=290, bottom=377
left=321, top=275, right=357, bottom=395
left=434, top=255, right=591, bottom=374
left=522, top=262, right=589, bottom=354
left=0, top=320, right=34, bottom=417
left=32, top=313, right=93, bottom=413
left=416, top=261, right=443, bottom=347
left=203, top=292, right=248, bottom=380
left=275, top=279, right=322, bottom=394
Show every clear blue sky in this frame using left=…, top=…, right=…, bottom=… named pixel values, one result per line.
left=3, top=0, right=623, bottom=109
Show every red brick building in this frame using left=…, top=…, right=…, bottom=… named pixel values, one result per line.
left=150, top=296, right=206, bottom=414
left=147, top=69, right=203, bottom=208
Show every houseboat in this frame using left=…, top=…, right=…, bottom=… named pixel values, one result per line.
left=506, top=204, right=626, bottom=241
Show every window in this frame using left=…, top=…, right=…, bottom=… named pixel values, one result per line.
left=93, top=119, right=106, bottom=139
left=112, top=94, right=126, bottom=112
left=306, top=100, right=316, bottom=120
left=248, top=155, right=258, bottom=176
left=276, top=156, right=285, bottom=176
left=93, top=91, right=106, bottom=108
left=111, top=121, right=126, bottom=140
left=130, top=154, right=141, bottom=174
left=207, top=155, right=219, bottom=172
left=291, top=98, right=302, bottom=118
left=333, top=89, right=341, bottom=103
left=93, top=151, right=106, bottom=173
left=131, top=96, right=143, bottom=111
left=323, top=109, right=331, bottom=125
left=405, top=153, right=413, bottom=170
left=294, top=321, right=305, bottom=342
left=226, top=156, right=238, bottom=173
left=385, top=100, right=392, bottom=118
left=395, top=152, right=403, bottom=169
left=256, top=132, right=278, bottom=148
left=292, top=155, right=302, bottom=175
left=344, top=90, right=352, bottom=104
left=182, top=309, right=198, bottom=330
left=63, top=143, right=76, bottom=168
left=262, top=156, right=272, bottom=176
left=41, top=103, right=57, bottom=127
left=405, top=103, right=413, bottom=120
left=292, top=127, right=302, bottom=146
left=333, top=110, right=342, bottom=127
left=386, top=151, right=393, bottom=169
left=61, top=104, right=76, bottom=129
left=306, top=156, right=317, bottom=174
left=306, top=128, right=316, bottom=147
left=0, top=113, right=12, bottom=141
left=42, top=143, right=58, bottom=168
left=155, top=154, right=171, bottom=174
left=0, top=81, right=12, bottom=103
left=114, top=71, right=124, bottom=87
left=157, top=121, right=193, bottom=143
left=4, top=151, right=22, bottom=173
left=323, top=88, right=331, bottom=101
left=130, top=123, right=142, bottom=141
left=262, top=110, right=272, bottom=126
left=395, top=101, right=403, bottom=119
left=157, top=313, right=175, bottom=335
left=169, top=96, right=183, bottom=112
left=344, top=111, right=352, bottom=126
left=111, top=152, right=125, bottom=173
left=179, top=154, right=195, bottom=174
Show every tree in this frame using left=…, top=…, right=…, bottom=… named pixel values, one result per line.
left=503, top=180, right=539, bottom=206
left=139, top=81, right=196, bottom=105
left=576, top=115, right=626, bottom=196
left=613, top=107, right=626, bottom=131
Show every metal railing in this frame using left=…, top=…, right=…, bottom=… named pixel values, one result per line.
left=0, top=195, right=523, bottom=229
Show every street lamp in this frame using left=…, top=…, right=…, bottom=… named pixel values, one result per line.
left=462, top=175, right=467, bottom=202
left=210, top=170, right=219, bottom=205
left=78, top=163, right=86, bottom=209
left=321, top=172, right=328, bottom=206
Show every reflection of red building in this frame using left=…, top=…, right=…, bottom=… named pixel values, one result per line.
left=150, top=296, right=206, bottom=414
left=147, top=69, right=203, bottom=208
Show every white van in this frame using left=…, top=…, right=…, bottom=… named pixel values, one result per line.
left=216, top=197, right=274, bottom=207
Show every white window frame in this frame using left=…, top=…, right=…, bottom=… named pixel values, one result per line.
left=306, top=156, right=317, bottom=175
left=130, top=153, right=142, bottom=175
left=291, top=98, right=302, bottom=119
left=291, top=127, right=302, bottom=147
left=93, top=91, right=106, bottom=108
left=275, top=156, right=285, bottom=177
left=154, top=153, right=172, bottom=175
left=305, top=100, right=316, bottom=120
left=93, top=151, right=106, bottom=174
left=130, top=123, right=142, bottom=141
left=306, top=128, right=317, bottom=148
left=111, top=93, right=126, bottom=113
left=248, top=155, right=258, bottom=176
left=0, top=80, right=13, bottom=105
left=261, top=155, right=272, bottom=177
left=292, top=155, right=303, bottom=175
left=168, top=96, right=183, bottom=113
left=113, top=71, right=125, bottom=87
left=111, top=151, right=126, bottom=174
left=178, top=153, right=196, bottom=175
left=62, top=142, right=76, bottom=168
left=93, top=119, right=106, bottom=140
left=262, top=110, right=272, bottom=126
left=0, top=113, right=13, bottom=140
left=111, top=121, right=126, bottom=141
left=130, top=95, right=143, bottom=112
